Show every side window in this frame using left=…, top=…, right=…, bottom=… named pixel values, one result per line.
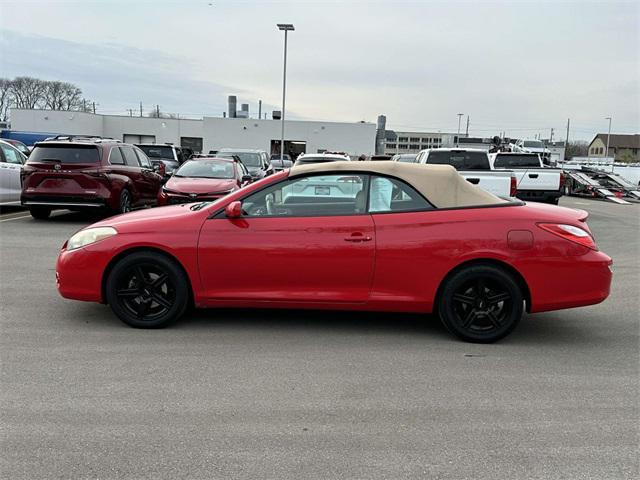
left=133, top=147, right=152, bottom=168
left=121, top=146, right=140, bottom=167
left=368, top=175, right=434, bottom=213
left=108, top=146, right=125, bottom=165
left=0, top=144, right=24, bottom=164
left=241, top=174, right=368, bottom=217
left=176, top=148, right=184, bottom=163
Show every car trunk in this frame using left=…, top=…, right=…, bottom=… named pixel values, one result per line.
left=23, top=144, right=109, bottom=196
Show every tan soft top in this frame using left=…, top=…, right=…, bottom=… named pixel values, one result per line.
left=289, top=161, right=507, bottom=208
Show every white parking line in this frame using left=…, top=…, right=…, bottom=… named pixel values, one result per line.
left=0, top=214, right=32, bottom=223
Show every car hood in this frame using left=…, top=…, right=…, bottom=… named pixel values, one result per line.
left=165, top=176, right=236, bottom=194
left=86, top=203, right=215, bottom=234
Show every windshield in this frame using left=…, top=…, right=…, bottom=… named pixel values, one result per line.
left=28, top=145, right=99, bottom=164
left=494, top=154, right=540, bottom=168
left=222, top=152, right=261, bottom=167
left=174, top=160, right=235, bottom=179
left=137, top=145, right=175, bottom=160
left=426, top=151, right=489, bottom=170
left=296, top=157, right=343, bottom=165
left=7, top=141, right=30, bottom=155
left=523, top=140, right=544, bottom=148
left=395, top=154, right=418, bottom=163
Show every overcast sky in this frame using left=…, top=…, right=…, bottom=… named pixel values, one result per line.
left=1, top=0, right=638, bottom=140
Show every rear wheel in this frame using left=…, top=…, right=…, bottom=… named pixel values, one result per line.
left=29, top=206, right=51, bottom=219
left=105, top=252, right=189, bottom=328
left=438, top=265, right=523, bottom=343
left=119, top=189, right=132, bottom=214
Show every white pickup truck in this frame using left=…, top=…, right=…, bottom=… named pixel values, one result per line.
left=417, top=148, right=516, bottom=198
left=489, top=152, right=564, bottom=204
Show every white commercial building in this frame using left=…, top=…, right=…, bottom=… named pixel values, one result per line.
left=10, top=109, right=377, bottom=158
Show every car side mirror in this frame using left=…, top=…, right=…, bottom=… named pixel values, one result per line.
left=225, top=201, right=243, bottom=218
left=241, top=174, right=252, bottom=182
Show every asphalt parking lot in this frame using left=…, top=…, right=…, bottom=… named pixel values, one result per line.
left=1, top=197, right=638, bottom=480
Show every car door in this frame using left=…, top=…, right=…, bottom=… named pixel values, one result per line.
left=133, top=146, right=162, bottom=202
left=118, top=145, right=148, bottom=205
left=0, top=142, right=25, bottom=204
left=198, top=173, right=375, bottom=303
left=366, top=175, right=447, bottom=310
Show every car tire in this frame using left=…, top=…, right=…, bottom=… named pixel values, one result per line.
left=29, top=206, right=51, bottom=219
left=438, top=265, right=524, bottom=343
left=105, top=251, right=190, bottom=329
left=119, top=189, right=132, bottom=214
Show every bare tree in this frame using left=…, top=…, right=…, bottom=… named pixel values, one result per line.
left=42, top=81, right=84, bottom=110
left=0, top=78, right=11, bottom=122
left=565, top=141, right=589, bottom=159
left=9, top=76, right=46, bottom=109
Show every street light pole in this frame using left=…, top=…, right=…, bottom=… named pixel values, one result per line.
left=605, top=116, right=612, bottom=172
left=456, top=113, right=464, bottom=146
left=277, top=23, right=295, bottom=164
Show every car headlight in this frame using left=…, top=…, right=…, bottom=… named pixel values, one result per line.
left=162, top=186, right=179, bottom=194
left=67, top=227, right=117, bottom=251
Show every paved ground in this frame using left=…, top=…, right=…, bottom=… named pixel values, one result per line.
left=1, top=198, right=638, bottom=480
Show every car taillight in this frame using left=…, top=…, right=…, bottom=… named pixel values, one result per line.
left=559, top=171, right=565, bottom=190
left=510, top=175, right=517, bottom=197
left=158, top=163, right=166, bottom=176
left=537, top=223, right=597, bottom=250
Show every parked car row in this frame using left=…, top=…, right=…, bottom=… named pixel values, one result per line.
left=3, top=135, right=567, bottom=219
left=390, top=148, right=563, bottom=203
left=12, top=137, right=279, bottom=219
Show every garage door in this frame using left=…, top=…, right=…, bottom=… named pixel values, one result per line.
left=123, top=134, right=156, bottom=144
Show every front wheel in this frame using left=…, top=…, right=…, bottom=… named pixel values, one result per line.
left=105, top=252, right=189, bottom=328
left=438, top=265, right=524, bottom=343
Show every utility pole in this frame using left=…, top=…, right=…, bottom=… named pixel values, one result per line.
left=605, top=116, right=612, bottom=172
left=277, top=23, right=295, bottom=162
left=127, top=109, right=133, bottom=117
left=156, top=105, right=160, bottom=118
left=456, top=113, right=464, bottom=146
left=258, top=100, right=262, bottom=120
left=565, top=118, right=570, bottom=162
left=83, top=99, right=86, bottom=112
left=92, top=102, right=96, bottom=114
left=465, top=115, right=469, bottom=136
left=550, top=128, right=554, bottom=143
left=139, top=101, right=143, bottom=117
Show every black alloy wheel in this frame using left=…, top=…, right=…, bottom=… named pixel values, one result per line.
left=438, top=265, right=523, bottom=343
left=119, top=189, right=132, bottom=214
left=106, top=252, right=189, bottom=328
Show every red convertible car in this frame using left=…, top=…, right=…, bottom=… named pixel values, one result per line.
left=56, top=162, right=612, bottom=343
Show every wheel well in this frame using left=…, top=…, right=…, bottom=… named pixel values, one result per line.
left=434, top=258, right=531, bottom=313
left=101, top=247, right=194, bottom=306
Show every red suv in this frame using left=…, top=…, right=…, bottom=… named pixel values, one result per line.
left=21, top=137, right=163, bottom=219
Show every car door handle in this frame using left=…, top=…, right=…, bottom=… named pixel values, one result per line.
left=529, top=173, right=539, bottom=179
left=344, top=233, right=372, bottom=242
